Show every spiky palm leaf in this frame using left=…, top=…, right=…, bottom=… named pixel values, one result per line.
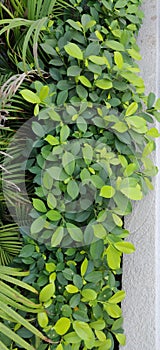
left=0, top=266, right=52, bottom=349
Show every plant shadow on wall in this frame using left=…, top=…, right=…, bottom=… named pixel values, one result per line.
left=1, top=0, right=160, bottom=349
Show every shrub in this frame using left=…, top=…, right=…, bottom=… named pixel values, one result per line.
left=1, top=0, right=160, bottom=349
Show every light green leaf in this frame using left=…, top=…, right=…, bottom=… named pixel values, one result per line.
left=95, top=79, right=113, bottom=90
left=46, top=210, right=61, bottom=221
left=111, top=121, right=128, bottom=133
left=106, top=245, right=121, bottom=270
left=105, top=40, right=125, bottom=51
left=82, top=144, right=93, bottom=165
left=47, top=193, right=57, bottom=209
left=67, top=180, right=79, bottom=200
left=64, top=331, right=81, bottom=344
left=128, top=48, right=141, bottom=60
left=108, top=290, right=126, bottom=304
left=104, top=303, right=122, bottom=318
left=115, top=333, right=126, bottom=346
left=45, top=135, right=59, bottom=145
left=89, top=56, right=106, bottom=65
left=20, top=89, right=41, bottom=104
left=32, top=199, right=46, bottom=213
left=79, top=75, right=92, bottom=88
left=114, top=241, right=135, bottom=254
left=142, top=141, right=155, bottom=157
left=93, top=224, right=107, bottom=239
left=112, top=213, right=123, bottom=227
left=81, top=258, right=88, bottom=277
left=81, top=289, right=97, bottom=301
left=73, top=321, right=95, bottom=341
left=32, top=122, right=45, bottom=137
left=54, top=317, right=71, bottom=335
left=90, top=320, right=105, bottom=330
left=66, top=285, right=79, bottom=294
left=51, top=227, right=64, bottom=247
left=120, top=185, right=142, bottom=200
left=123, top=163, right=137, bottom=176
left=31, top=216, right=46, bottom=234
left=37, top=311, right=48, bottom=328
left=100, top=186, right=115, bottom=198
left=114, top=0, right=128, bottom=8
left=64, top=43, right=83, bottom=60
left=114, top=51, right=123, bottom=69
left=66, top=223, right=83, bottom=242
left=67, top=19, right=82, bottom=31
left=39, top=283, right=55, bottom=302
left=67, top=65, right=82, bottom=77
left=147, top=127, right=160, bottom=138
left=62, top=152, right=75, bottom=175
left=39, top=86, right=49, bottom=100
left=125, top=102, right=138, bottom=116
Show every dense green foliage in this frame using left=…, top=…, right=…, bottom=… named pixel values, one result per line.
left=0, top=0, right=160, bottom=349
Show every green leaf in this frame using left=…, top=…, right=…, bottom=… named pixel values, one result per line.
left=90, top=319, right=105, bottom=330
left=39, top=283, right=55, bottom=302
left=106, top=245, right=121, bottom=270
left=66, top=223, right=83, bottom=242
left=73, top=321, right=95, bottom=341
left=90, top=240, right=104, bottom=260
left=46, top=210, right=61, bottom=221
left=32, top=199, right=46, bottom=213
left=67, top=180, right=79, bottom=200
left=64, top=331, right=81, bottom=344
left=95, top=79, right=113, bottom=90
left=54, top=317, right=71, bottom=335
left=120, top=185, right=142, bottom=200
left=147, top=92, right=156, bottom=109
left=100, top=186, right=115, bottom=198
left=45, top=134, right=59, bottom=145
left=57, top=90, right=68, bottom=105
left=31, top=216, right=46, bottom=234
left=64, top=43, right=83, bottom=60
left=60, top=125, right=70, bottom=142
left=20, top=89, right=41, bottom=104
left=123, top=163, right=137, bottom=176
left=32, top=122, right=45, bottom=137
left=37, top=311, right=48, bottom=328
left=47, top=193, right=57, bottom=209
left=51, top=227, right=64, bottom=247
left=80, top=258, right=88, bottom=277
left=128, top=48, right=141, bottom=60
left=105, top=40, right=125, bottom=51
left=108, top=290, right=126, bottom=304
left=142, top=141, right=155, bottom=157
left=115, top=333, right=126, bottom=346
left=39, top=86, right=49, bottom=101
left=62, top=152, right=75, bottom=175
left=82, top=144, right=93, bottom=165
left=67, top=65, right=82, bottom=76
left=104, top=303, right=122, bottom=318
left=114, top=51, right=123, bottom=69
left=114, top=0, right=128, bottom=8
left=89, top=56, right=106, bottom=65
left=155, top=98, right=160, bottom=110
left=81, top=289, right=97, bottom=301
left=79, top=76, right=92, bottom=88
left=112, top=213, right=123, bottom=227
left=93, top=224, right=107, bottom=239
left=112, top=121, right=128, bottom=133
left=67, top=19, right=82, bottom=31
left=147, top=127, right=160, bottom=138
left=114, top=241, right=135, bottom=254
left=66, top=285, right=79, bottom=294
left=125, top=102, right=138, bottom=116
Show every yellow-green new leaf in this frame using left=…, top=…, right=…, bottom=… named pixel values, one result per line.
left=104, top=303, right=122, bottom=318
left=37, top=311, right=49, bottom=328
left=114, top=241, right=135, bottom=254
left=100, top=185, right=115, bottom=198
left=54, top=317, right=71, bottom=335
left=125, top=102, right=138, bottom=116
left=66, top=285, right=79, bottom=294
left=95, top=79, right=113, bottom=90
left=114, top=52, right=123, bottom=69
left=108, top=290, right=126, bottom=304
left=106, top=245, right=121, bottom=270
left=115, top=333, right=126, bottom=346
left=39, top=283, right=55, bottom=302
left=64, top=43, right=83, bottom=60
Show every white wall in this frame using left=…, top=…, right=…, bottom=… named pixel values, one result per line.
left=121, top=1, right=159, bottom=349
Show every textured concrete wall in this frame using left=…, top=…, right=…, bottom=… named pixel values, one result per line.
left=120, top=1, right=159, bottom=349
